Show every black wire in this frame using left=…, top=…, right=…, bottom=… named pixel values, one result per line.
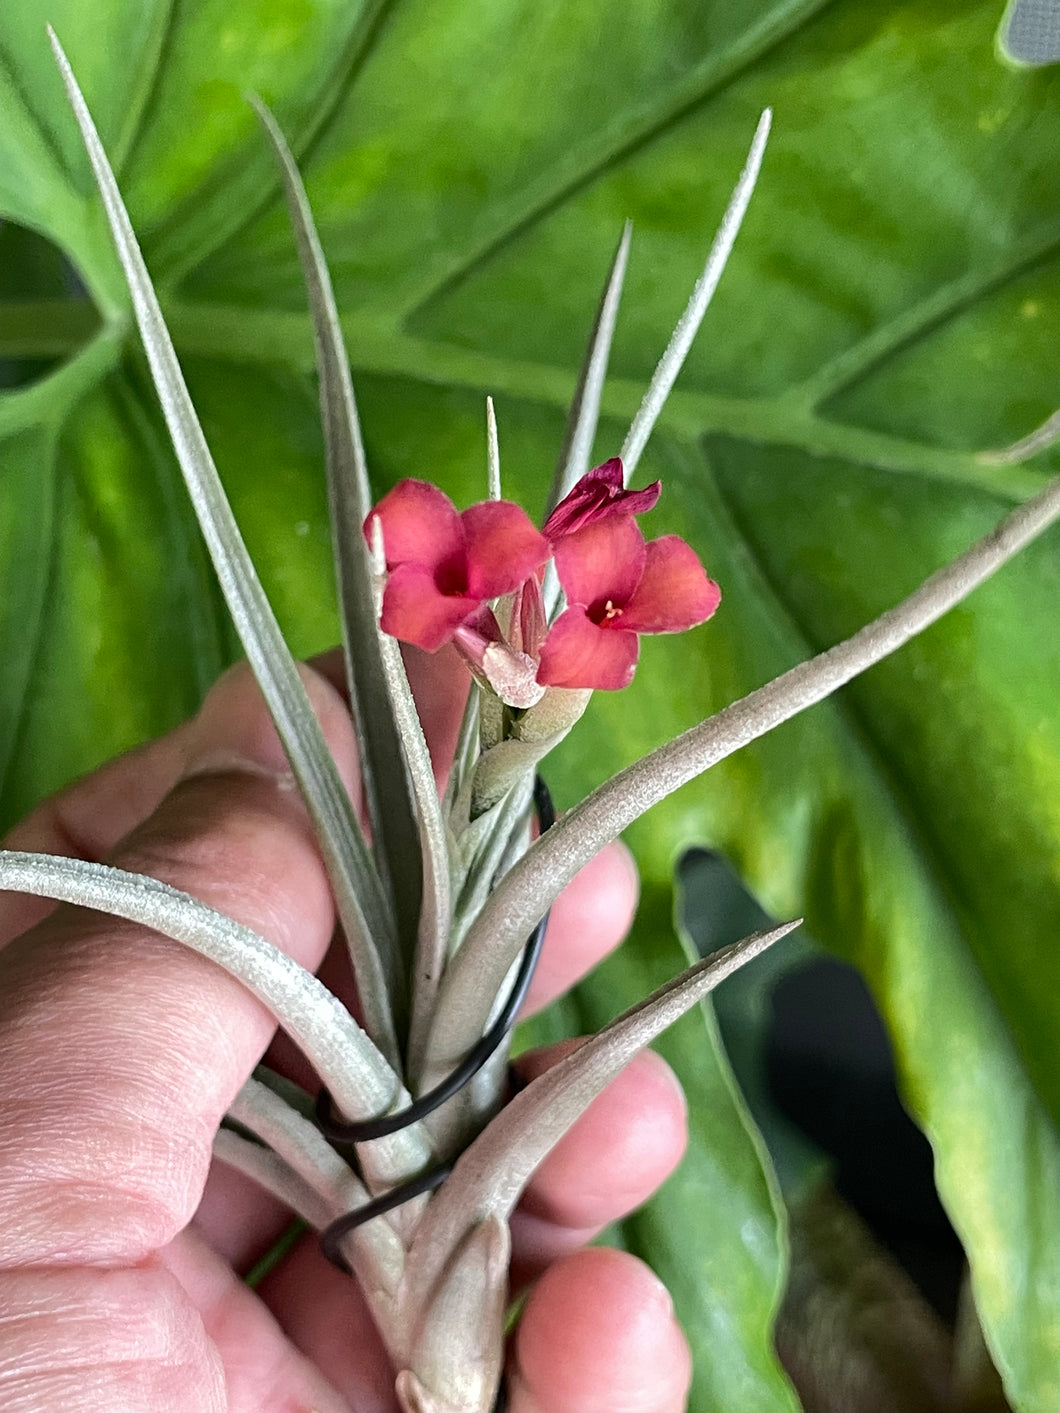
left=317, top=776, right=555, bottom=1265
left=319, top=1161, right=452, bottom=1275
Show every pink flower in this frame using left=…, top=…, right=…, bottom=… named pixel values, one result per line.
left=543, top=458, right=660, bottom=541
left=366, top=480, right=550, bottom=652
left=537, top=515, right=720, bottom=690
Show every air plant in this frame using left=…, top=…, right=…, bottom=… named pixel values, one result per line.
left=2, top=31, right=1059, bottom=1413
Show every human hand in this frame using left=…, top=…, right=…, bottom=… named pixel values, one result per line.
left=0, top=650, right=691, bottom=1413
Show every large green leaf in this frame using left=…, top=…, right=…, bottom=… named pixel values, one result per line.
left=2, top=1, right=1060, bottom=1407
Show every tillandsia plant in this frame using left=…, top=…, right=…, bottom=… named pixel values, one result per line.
left=3, top=28, right=1060, bottom=1413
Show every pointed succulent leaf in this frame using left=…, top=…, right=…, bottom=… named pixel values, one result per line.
left=374, top=625, right=453, bottom=1084
left=427, top=467, right=1060, bottom=1072
left=213, top=1128, right=336, bottom=1232
left=228, top=1075, right=405, bottom=1296
left=0, top=850, right=430, bottom=1186
left=363, top=486, right=452, bottom=1082
left=405, top=922, right=797, bottom=1320
left=979, top=404, right=1060, bottom=465
left=543, top=223, right=631, bottom=616
left=548, top=222, right=632, bottom=509
left=251, top=96, right=427, bottom=1017
left=231, top=1074, right=371, bottom=1208
left=49, top=33, right=402, bottom=1068
left=620, top=109, right=771, bottom=477
left=546, top=229, right=631, bottom=497
left=485, top=396, right=501, bottom=502
left=448, top=773, right=535, bottom=947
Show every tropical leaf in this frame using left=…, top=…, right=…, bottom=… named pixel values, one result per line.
left=2, top=2, right=1059, bottom=1407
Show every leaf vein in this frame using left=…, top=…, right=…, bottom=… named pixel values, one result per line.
left=393, top=0, right=837, bottom=318
left=793, top=217, right=1060, bottom=412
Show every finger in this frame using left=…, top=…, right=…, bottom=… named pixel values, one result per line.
left=509, top=1248, right=692, bottom=1413
left=0, top=1233, right=356, bottom=1413
left=0, top=661, right=358, bottom=1269
left=310, top=641, right=470, bottom=790
left=520, top=839, right=639, bottom=1018
left=0, top=1262, right=227, bottom=1413
left=0, top=729, right=189, bottom=945
left=252, top=1232, right=401, bottom=1411
left=191, top=1156, right=295, bottom=1277
left=160, top=1228, right=356, bottom=1413
left=510, top=1043, right=687, bottom=1285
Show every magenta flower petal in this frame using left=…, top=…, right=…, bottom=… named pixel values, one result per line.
left=544, top=457, right=661, bottom=539
left=380, top=563, right=480, bottom=652
left=553, top=515, right=646, bottom=610
left=619, top=535, right=722, bottom=633
left=460, top=500, right=550, bottom=599
left=367, top=479, right=463, bottom=572
left=537, top=607, right=640, bottom=690
left=587, top=457, right=624, bottom=489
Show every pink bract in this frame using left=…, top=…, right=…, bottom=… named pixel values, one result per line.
left=366, top=479, right=551, bottom=652
left=537, top=516, right=720, bottom=690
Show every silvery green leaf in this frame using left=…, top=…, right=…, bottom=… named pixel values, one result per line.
left=250, top=1064, right=318, bottom=1122
left=547, top=221, right=632, bottom=514
left=543, top=221, right=631, bottom=616
left=464, top=686, right=591, bottom=817
left=356, top=517, right=453, bottom=1084
left=251, top=97, right=427, bottom=1028
left=448, top=774, right=534, bottom=947
left=49, top=32, right=401, bottom=1068
left=395, top=1217, right=510, bottom=1413
left=405, top=923, right=797, bottom=1329
left=229, top=1074, right=405, bottom=1294
left=375, top=625, right=453, bottom=1086
left=979, top=404, right=1060, bottom=465
left=485, top=397, right=501, bottom=501
left=620, top=109, right=771, bottom=477
left=441, top=687, right=480, bottom=822
left=428, top=466, right=1060, bottom=1069
left=213, top=1128, right=335, bottom=1232
left=230, top=1075, right=367, bottom=1207
left=998, top=0, right=1060, bottom=66
left=0, top=849, right=429, bottom=1186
